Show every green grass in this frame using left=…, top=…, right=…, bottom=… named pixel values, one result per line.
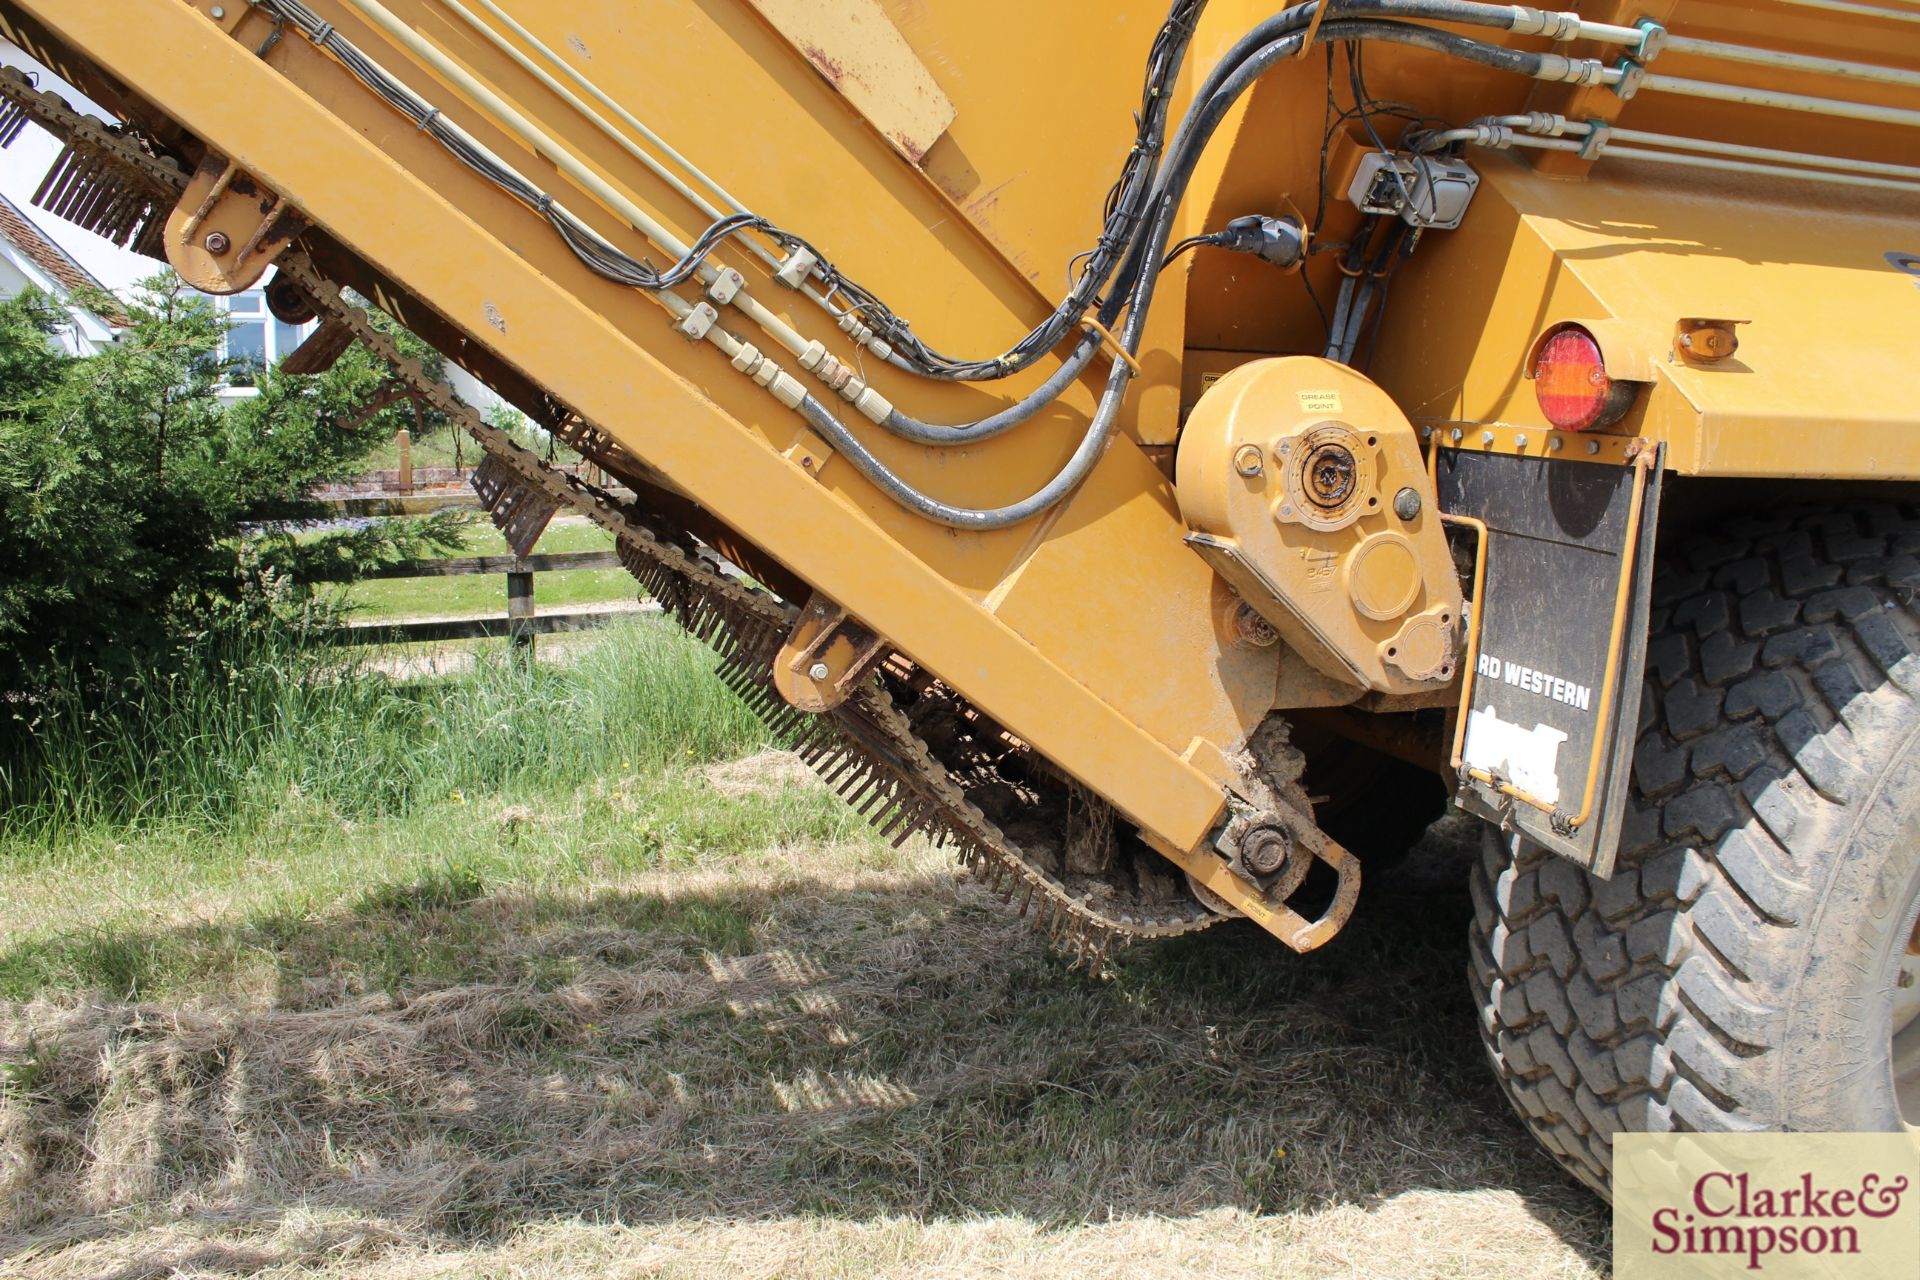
left=0, top=614, right=1610, bottom=1278
left=0, top=615, right=763, bottom=837
left=0, top=777, right=875, bottom=1003
left=328, top=516, right=636, bottom=620
left=0, top=615, right=881, bottom=1001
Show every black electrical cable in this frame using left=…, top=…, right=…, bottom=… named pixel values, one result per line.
left=1161, top=234, right=1217, bottom=271
left=834, top=0, right=1216, bottom=381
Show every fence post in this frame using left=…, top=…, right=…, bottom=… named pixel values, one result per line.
left=396, top=428, right=413, bottom=495
left=507, top=567, right=535, bottom=665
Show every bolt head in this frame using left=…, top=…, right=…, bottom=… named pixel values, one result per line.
left=1549, top=437, right=1563, bottom=451
left=1231, top=443, right=1264, bottom=478
left=1514, top=433, right=1529, bottom=448
left=210, top=4, right=225, bottom=16
left=1241, top=824, right=1296, bottom=877
left=807, top=662, right=831, bottom=681
left=1233, top=602, right=1279, bottom=648
left=1450, top=428, right=1463, bottom=443
left=1586, top=439, right=1601, bottom=454
left=1481, top=430, right=1496, bottom=446
left=1392, top=486, right=1422, bottom=521
left=203, top=231, right=231, bottom=255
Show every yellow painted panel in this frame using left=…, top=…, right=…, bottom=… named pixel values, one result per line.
left=26, top=0, right=1239, bottom=852
left=1372, top=155, right=1920, bottom=479
left=741, top=0, right=954, bottom=164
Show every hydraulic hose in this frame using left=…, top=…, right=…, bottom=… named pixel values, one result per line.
left=262, top=0, right=1613, bottom=527
left=850, top=13, right=1588, bottom=524
left=858, top=0, right=1213, bottom=382
left=878, top=334, right=1102, bottom=445
left=684, top=13, right=1593, bottom=526
left=787, top=27, right=1335, bottom=527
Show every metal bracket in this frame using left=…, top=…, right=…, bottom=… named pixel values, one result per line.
left=706, top=267, right=745, bottom=305
left=772, top=592, right=890, bottom=713
left=675, top=301, right=718, bottom=341
left=163, top=152, right=306, bottom=293
left=1146, top=814, right=1361, bottom=953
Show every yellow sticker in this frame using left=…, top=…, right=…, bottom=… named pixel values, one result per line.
left=1298, top=389, right=1343, bottom=414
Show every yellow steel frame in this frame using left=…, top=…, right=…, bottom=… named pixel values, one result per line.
left=13, top=0, right=1920, bottom=905
left=11, top=0, right=1251, bottom=851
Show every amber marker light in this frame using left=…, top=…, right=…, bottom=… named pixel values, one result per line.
left=1531, top=323, right=1637, bottom=431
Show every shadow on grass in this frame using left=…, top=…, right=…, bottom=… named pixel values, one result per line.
left=0, top=836, right=1609, bottom=1273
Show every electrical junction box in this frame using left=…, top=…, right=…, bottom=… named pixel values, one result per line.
left=1347, top=152, right=1479, bottom=230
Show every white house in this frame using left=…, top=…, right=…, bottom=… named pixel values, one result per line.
left=213, top=286, right=314, bottom=397
left=0, top=190, right=124, bottom=354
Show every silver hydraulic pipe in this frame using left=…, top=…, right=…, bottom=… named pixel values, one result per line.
left=437, top=0, right=783, bottom=272
left=1503, top=7, right=1646, bottom=47
left=1501, top=132, right=1920, bottom=193
left=1609, top=126, right=1920, bottom=182
left=453, top=0, right=828, bottom=291
left=1480, top=113, right=1920, bottom=183
left=341, top=0, right=816, bottom=364
left=1642, top=73, right=1920, bottom=129
left=1663, top=35, right=1920, bottom=90
left=1772, top=0, right=1920, bottom=24
left=1587, top=144, right=1920, bottom=193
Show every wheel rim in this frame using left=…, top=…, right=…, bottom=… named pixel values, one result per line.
left=1893, top=911, right=1920, bottom=1131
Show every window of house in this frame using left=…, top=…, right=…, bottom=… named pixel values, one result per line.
left=218, top=291, right=313, bottom=390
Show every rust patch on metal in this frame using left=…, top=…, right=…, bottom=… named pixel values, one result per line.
left=888, top=130, right=928, bottom=164
left=800, top=43, right=848, bottom=89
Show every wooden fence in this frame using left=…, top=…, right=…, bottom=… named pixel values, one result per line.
left=330, top=549, right=647, bottom=655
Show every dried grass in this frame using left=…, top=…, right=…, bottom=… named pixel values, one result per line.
left=700, top=750, right=822, bottom=801
left=0, top=830, right=1609, bottom=1278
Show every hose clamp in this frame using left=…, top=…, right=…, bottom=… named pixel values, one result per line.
left=1611, top=59, right=1647, bottom=101
left=1080, top=315, right=1142, bottom=375
left=1293, top=1, right=1330, bottom=59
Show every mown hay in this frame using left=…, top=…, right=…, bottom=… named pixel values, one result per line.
left=0, top=839, right=1608, bottom=1277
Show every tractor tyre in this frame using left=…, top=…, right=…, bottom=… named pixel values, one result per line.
left=1468, top=503, right=1920, bottom=1194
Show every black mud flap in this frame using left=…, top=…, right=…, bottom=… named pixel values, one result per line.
left=1435, top=443, right=1664, bottom=876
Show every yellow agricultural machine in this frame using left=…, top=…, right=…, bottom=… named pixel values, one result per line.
left=3, top=0, right=1917, bottom=1194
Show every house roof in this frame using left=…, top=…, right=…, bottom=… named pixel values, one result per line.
left=0, top=190, right=128, bottom=325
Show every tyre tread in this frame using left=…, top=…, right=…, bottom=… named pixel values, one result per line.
left=1470, top=503, right=1920, bottom=1193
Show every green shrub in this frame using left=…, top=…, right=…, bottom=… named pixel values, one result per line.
left=0, top=275, right=461, bottom=691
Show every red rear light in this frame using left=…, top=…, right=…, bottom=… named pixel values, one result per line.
left=1532, top=324, right=1614, bottom=431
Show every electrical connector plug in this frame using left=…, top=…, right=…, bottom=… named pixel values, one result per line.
left=1214, top=215, right=1307, bottom=269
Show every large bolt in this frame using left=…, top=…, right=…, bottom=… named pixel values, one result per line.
left=807, top=661, right=831, bottom=681
left=204, top=231, right=231, bottom=255
left=1303, top=441, right=1357, bottom=509
left=1242, top=825, right=1295, bottom=877
left=1392, top=486, right=1422, bottom=521
left=1232, top=443, right=1264, bottom=477
left=1233, top=601, right=1279, bottom=648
